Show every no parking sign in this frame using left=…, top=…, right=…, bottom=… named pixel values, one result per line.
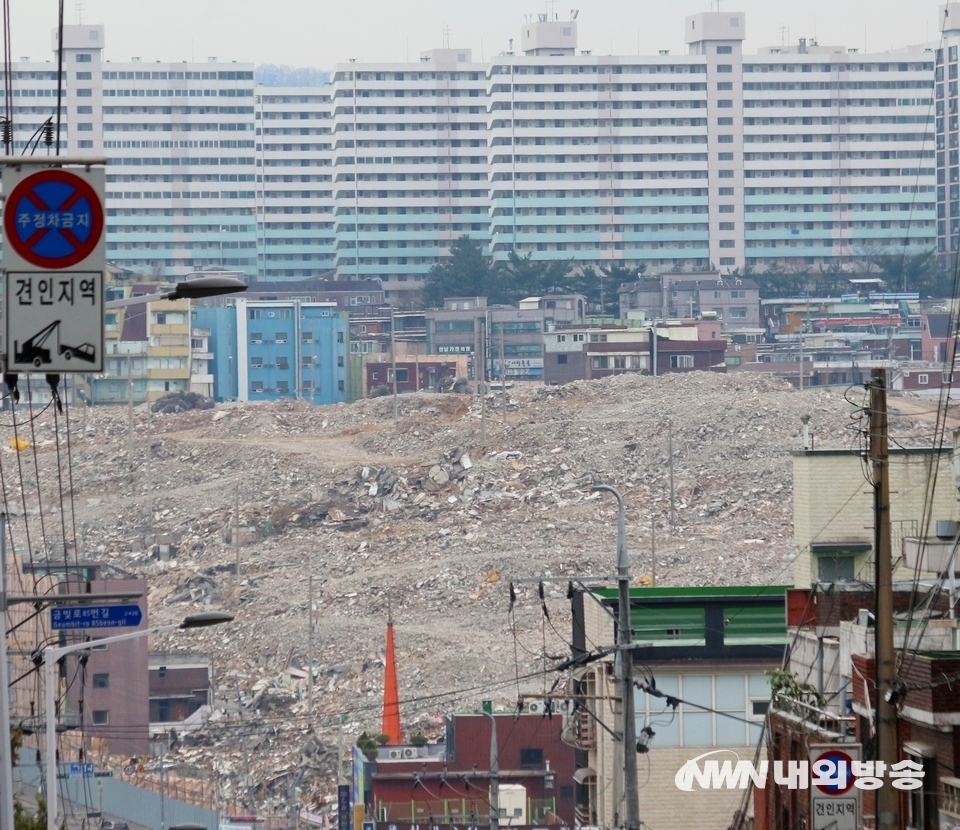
left=810, top=744, right=860, bottom=830
left=2, top=164, right=105, bottom=372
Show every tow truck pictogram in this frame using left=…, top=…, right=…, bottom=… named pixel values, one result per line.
left=13, top=319, right=97, bottom=367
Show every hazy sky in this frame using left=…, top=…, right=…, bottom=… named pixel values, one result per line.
left=6, top=0, right=951, bottom=69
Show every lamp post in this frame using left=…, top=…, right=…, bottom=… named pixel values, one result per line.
left=592, top=485, right=639, bottom=830
left=44, top=612, right=232, bottom=830
left=104, top=276, right=248, bottom=310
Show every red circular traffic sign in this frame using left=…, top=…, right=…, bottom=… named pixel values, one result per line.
left=3, top=169, right=104, bottom=269
left=813, top=749, right=856, bottom=795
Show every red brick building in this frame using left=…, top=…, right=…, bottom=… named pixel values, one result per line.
left=365, top=711, right=575, bottom=828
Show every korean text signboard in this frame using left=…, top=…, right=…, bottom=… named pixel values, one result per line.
left=809, top=745, right=860, bottom=830
left=3, top=165, right=105, bottom=372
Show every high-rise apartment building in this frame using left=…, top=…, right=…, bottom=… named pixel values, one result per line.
left=255, top=87, right=335, bottom=280
left=0, top=12, right=940, bottom=294
left=938, top=3, right=960, bottom=264
left=329, top=49, right=490, bottom=304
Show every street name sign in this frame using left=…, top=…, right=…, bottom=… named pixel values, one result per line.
left=2, top=165, right=105, bottom=372
left=50, top=604, right=142, bottom=630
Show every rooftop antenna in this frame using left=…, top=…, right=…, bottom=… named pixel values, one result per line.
left=443, top=24, right=451, bottom=49
left=713, top=0, right=724, bottom=11
left=547, top=0, right=558, bottom=20
left=779, top=25, right=789, bottom=47
left=75, top=0, right=83, bottom=24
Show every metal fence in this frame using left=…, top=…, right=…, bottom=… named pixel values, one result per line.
left=15, top=761, right=219, bottom=830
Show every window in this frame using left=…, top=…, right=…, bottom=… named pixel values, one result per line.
left=92, top=673, right=109, bottom=688
left=250, top=332, right=263, bottom=344
left=718, top=170, right=734, bottom=178
left=76, top=54, right=92, bottom=63
left=904, top=745, right=937, bottom=830
left=388, top=368, right=409, bottom=382
left=637, top=673, right=769, bottom=747
left=671, top=355, right=694, bottom=369
left=277, top=380, right=289, bottom=393
left=76, top=88, right=92, bottom=97
left=276, top=332, right=288, bottom=344
left=919, top=373, right=929, bottom=385
left=591, top=356, right=609, bottom=370
left=76, top=71, right=91, bottom=80
left=717, top=117, right=733, bottom=125
left=277, top=357, right=289, bottom=370
left=718, top=135, right=733, bottom=143
left=730, top=308, right=747, bottom=318
left=719, top=187, right=735, bottom=195
left=519, top=748, right=544, bottom=769
left=719, top=240, right=735, bottom=248
left=92, top=710, right=109, bottom=725
left=719, top=222, right=735, bottom=230
left=557, top=354, right=568, bottom=365
left=251, top=381, right=264, bottom=392
left=717, top=46, right=733, bottom=54
left=817, top=554, right=855, bottom=582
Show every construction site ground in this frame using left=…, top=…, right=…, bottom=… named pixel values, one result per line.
left=2, top=371, right=936, bottom=819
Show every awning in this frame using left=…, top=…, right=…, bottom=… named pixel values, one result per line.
left=573, top=767, right=596, bottom=784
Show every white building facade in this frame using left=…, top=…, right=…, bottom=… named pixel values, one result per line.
left=0, top=12, right=940, bottom=293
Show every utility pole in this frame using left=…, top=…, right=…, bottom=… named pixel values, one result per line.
left=0, top=514, right=16, bottom=830
left=127, top=355, right=135, bottom=477
left=307, top=576, right=314, bottom=718
left=499, top=325, right=507, bottom=425
left=390, top=306, right=398, bottom=422
left=651, top=516, right=657, bottom=586
left=668, top=421, right=676, bottom=527
left=592, top=486, right=640, bottom=830
left=479, top=314, right=487, bottom=447
left=798, top=316, right=804, bottom=391
left=869, top=368, right=898, bottom=830
left=235, top=488, right=241, bottom=594
left=488, top=714, right=499, bottom=830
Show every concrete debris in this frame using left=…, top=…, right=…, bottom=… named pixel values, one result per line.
left=5, top=373, right=933, bottom=819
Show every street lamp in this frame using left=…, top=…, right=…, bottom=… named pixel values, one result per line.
left=44, top=612, right=233, bottom=830
left=104, top=276, right=248, bottom=309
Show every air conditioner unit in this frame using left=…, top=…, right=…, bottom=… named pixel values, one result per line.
left=388, top=749, right=402, bottom=759
left=555, top=698, right=574, bottom=715
left=527, top=701, right=546, bottom=715
left=268, top=312, right=276, bottom=318
left=402, top=747, right=418, bottom=759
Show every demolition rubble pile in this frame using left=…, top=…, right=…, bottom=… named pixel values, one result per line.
left=6, top=372, right=931, bottom=817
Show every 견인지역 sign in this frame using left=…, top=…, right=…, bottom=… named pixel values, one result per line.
left=810, top=745, right=860, bottom=830
left=2, top=165, right=105, bottom=372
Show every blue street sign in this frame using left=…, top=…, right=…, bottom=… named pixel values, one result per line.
left=50, top=604, right=142, bottom=630
left=69, top=763, right=94, bottom=778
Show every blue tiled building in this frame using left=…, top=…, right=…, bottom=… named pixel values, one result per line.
left=194, top=300, right=349, bottom=404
